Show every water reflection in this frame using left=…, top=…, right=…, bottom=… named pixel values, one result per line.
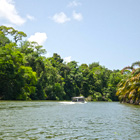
left=0, top=101, right=140, bottom=139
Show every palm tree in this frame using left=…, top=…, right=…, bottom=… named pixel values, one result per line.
left=116, top=61, right=140, bottom=104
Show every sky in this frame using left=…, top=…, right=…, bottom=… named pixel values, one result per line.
left=0, top=0, right=140, bottom=70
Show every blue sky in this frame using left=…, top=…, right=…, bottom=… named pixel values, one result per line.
left=0, top=0, right=140, bottom=70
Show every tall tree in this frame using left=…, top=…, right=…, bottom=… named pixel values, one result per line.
left=0, top=43, right=36, bottom=100
left=0, top=26, right=27, bottom=43
left=116, top=61, right=140, bottom=104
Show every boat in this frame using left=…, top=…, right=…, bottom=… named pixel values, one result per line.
left=72, top=96, right=86, bottom=103
left=59, top=96, right=86, bottom=104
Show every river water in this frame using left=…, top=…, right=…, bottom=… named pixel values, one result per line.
left=0, top=101, right=140, bottom=140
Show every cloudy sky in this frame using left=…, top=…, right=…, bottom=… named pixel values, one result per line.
left=0, top=0, right=140, bottom=70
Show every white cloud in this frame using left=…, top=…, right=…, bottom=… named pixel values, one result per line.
left=68, top=1, right=81, bottom=7
left=64, top=56, right=72, bottom=63
left=73, top=11, right=83, bottom=21
left=28, top=32, right=47, bottom=45
left=52, top=12, right=71, bottom=24
left=26, top=14, right=35, bottom=21
left=0, top=0, right=26, bottom=26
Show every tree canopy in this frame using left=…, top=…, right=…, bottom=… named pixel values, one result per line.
left=1, top=25, right=138, bottom=104
left=116, top=62, right=140, bottom=105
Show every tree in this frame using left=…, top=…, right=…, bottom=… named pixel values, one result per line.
left=0, top=26, right=27, bottom=43
left=116, top=61, right=140, bottom=104
left=0, top=43, right=36, bottom=100
left=63, top=61, right=79, bottom=99
left=0, top=31, right=10, bottom=47
left=44, top=60, right=65, bottom=100
left=0, top=25, right=125, bottom=101
left=16, top=66, right=37, bottom=100
left=107, top=71, right=122, bottom=101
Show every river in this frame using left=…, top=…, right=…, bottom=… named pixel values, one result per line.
left=0, top=101, right=140, bottom=140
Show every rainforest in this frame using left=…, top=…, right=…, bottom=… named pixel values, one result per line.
left=0, top=26, right=140, bottom=105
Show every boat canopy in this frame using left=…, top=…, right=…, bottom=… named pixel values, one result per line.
left=72, top=96, right=85, bottom=102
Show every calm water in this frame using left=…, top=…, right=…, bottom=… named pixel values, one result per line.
left=0, top=101, right=140, bottom=140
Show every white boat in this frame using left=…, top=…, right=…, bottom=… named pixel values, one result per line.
left=72, top=96, right=86, bottom=103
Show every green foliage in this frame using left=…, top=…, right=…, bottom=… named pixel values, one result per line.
left=0, top=41, right=37, bottom=100
left=16, top=66, right=37, bottom=100
left=0, top=26, right=27, bottom=43
left=116, top=62, right=140, bottom=104
left=93, top=92, right=102, bottom=101
left=0, top=25, right=123, bottom=101
left=0, top=31, right=10, bottom=47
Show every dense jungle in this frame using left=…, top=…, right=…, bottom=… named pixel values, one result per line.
left=0, top=26, right=140, bottom=105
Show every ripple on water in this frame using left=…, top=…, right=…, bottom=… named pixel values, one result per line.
left=0, top=102, right=140, bottom=140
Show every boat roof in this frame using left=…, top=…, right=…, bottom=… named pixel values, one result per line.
left=72, top=96, right=85, bottom=99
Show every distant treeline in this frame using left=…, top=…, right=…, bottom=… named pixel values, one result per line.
left=0, top=26, right=140, bottom=104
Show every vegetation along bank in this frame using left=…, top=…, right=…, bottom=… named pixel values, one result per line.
left=0, top=26, right=140, bottom=105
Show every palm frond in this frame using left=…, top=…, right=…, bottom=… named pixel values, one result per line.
left=128, top=89, right=136, bottom=99
left=130, top=73, right=140, bottom=82
left=131, top=61, right=140, bottom=68
left=121, top=66, right=132, bottom=74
